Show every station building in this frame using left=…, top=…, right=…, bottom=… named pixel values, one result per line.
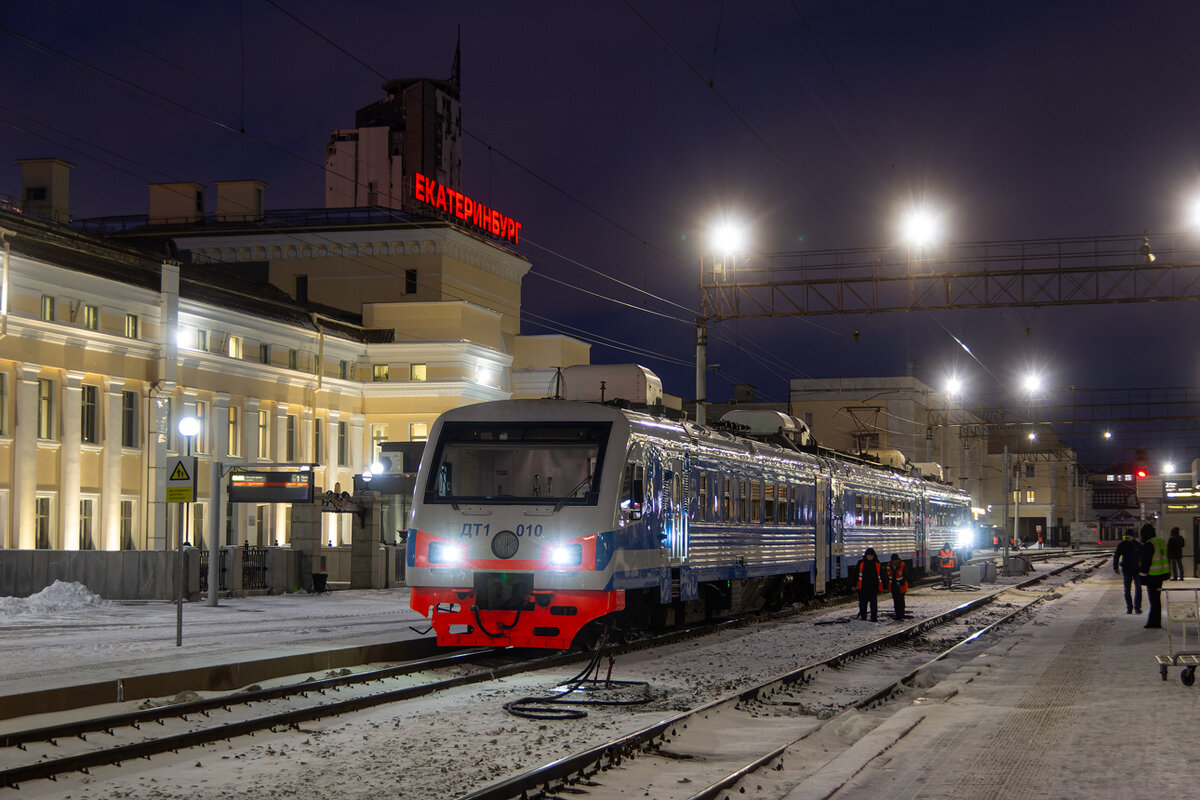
left=0, top=156, right=588, bottom=571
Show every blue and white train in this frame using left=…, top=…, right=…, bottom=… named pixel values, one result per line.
left=407, top=381, right=972, bottom=649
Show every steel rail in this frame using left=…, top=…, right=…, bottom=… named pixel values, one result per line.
left=453, top=557, right=1102, bottom=800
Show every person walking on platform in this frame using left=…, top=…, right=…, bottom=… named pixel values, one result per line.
left=938, top=545, right=956, bottom=589
left=1167, top=526, right=1185, bottom=581
left=992, top=534, right=1000, bottom=552
left=886, top=553, right=908, bottom=619
left=855, top=548, right=884, bottom=621
left=1139, top=523, right=1170, bottom=628
left=1113, top=528, right=1142, bottom=614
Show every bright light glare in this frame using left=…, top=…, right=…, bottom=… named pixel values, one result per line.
left=369, top=460, right=384, bottom=474
left=549, top=544, right=582, bottom=567
left=1023, top=374, right=1041, bottom=394
left=1103, top=431, right=1113, bottom=440
left=361, top=469, right=373, bottom=482
left=1189, top=195, right=1200, bottom=228
left=901, top=208, right=939, bottom=246
left=431, top=542, right=463, bottom=564
left=709, top=221, right=746, bottom=254
left=1028, top=432, right=1037, bottom=441
left=1165, top=462, right=1176, bottom=473
left=177, top=416, right=200, bottom=437
left=176, top=329, right=190, bottom=349
left=946, top=377, right=963, bottom=396
left=955, top=527, right=974, bottom=547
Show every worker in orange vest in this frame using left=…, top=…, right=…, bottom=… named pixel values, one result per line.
left=938, top=546, right=956, bottom=589
left=992, top=534, right=1000, bottom=552
left=855, top=548, right=885, bottom=621
left=886, top=553, right=908, bottom=619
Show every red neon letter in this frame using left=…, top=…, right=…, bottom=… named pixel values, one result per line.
left=414, top=172, right=426, bottom=203
left=435, top=184, right=447, bottom=212
left=463, top=196, right=473, bottom=221
left=513, top=221, right=522, bottom=245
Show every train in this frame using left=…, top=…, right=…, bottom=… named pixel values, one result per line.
left=406, top=367, right=973, bottom=650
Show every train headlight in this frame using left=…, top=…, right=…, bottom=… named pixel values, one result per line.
left=548, top=544, right=582, bottom=567
left=955, top=527, right=974, bottom=547
left=428, top=542, right=464, bottom=565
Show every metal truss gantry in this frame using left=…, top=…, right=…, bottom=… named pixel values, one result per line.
left=699, top=232, right=1200, bottom=320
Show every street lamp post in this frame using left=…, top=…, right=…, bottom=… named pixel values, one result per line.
left=697, top=220, right=746, bottom=426
left=176, top=416, right=199, bottom=646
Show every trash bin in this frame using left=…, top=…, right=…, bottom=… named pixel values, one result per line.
left=311, top=573, right=328, bottom=593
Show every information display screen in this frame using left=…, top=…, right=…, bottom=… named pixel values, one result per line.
left=229, top=470, right=314, bottom=503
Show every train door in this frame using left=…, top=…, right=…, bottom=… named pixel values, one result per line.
left=915, top=492, right=927, bottom=569
left=666, top=457, right=687, bottom=561
left=815, top=476, right=828, bottom=594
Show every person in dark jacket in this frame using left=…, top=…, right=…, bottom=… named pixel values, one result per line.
left=1112, top=528, right=1142, bottom=614
left=855, top=547, right=884, bottom=621
left=1139, top=523, right=1170, bottom=628
left=1167, top=527, right=1185, bottom=581
left=886, top=553, right=908, bottom=620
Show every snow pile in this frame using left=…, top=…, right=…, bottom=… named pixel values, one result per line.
left=0, top=580, right=109, bottom=614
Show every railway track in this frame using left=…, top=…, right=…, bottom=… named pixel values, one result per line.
left=453, top=556, right=1106, bottom=800
left=0, top=552, right=1103, bottom=792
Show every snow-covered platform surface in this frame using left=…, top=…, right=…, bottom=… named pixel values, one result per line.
left=0, top=582, right=428, bottom=700
left=793, top=571, right=1197, bottom=800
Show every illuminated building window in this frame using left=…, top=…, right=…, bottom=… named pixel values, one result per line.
left=0, top=372, right=7, bottom=435
left=120, top=499, right=136, bottom=550
left=81, top=384, right=98, bottom=443
left=370, top=424, right=388, bottom=461
left=409, top=422, right=428, bottom=442
left=40, top=295, right=55, bottom=321
left=257, top=410, right=269, bottom=458
left=194, top=401, right=208, bottom=454
left=37, top=378, right=55, bottom=440
left=410, top=363, right=426, bottom=381
left=314, top=420, right=323, bottom=463
left=227, top=335, right=242, bottom=359
left=373, top=364, right=389, bottom=382
left=1026, top=489, right=1035, bottom=503
left=121, top=391, right=138, bottom=448
left=227, top=406, right=240, bottom=457
left=125, top=313, right=139, bottom=339
left=196, top=330, right=208, bottom=351
left=83, top=304, right=99, bottom=330
left=35, top=495, right=54, bottom=549
left=79, top=498, right=95, bottom=550
left=286, top=414, right=297, bottom=462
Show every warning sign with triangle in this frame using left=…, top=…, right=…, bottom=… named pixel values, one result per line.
left=170, top=461, right=191, bottom=481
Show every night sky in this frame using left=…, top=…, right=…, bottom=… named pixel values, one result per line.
left=3, top=1, right=1199, bottom=468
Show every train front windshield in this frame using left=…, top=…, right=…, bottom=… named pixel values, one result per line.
left=424, top=421, right=612, bottom=506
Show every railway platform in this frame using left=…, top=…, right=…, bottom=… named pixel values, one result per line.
left=0, top=586, right=428, bottom=718
left=788, top=569, right=1195, bottom=800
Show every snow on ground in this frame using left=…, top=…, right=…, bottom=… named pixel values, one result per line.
left=0, top=580, right=110, bottom=615
left=0, top=586, right=428, bottom=698
left=1, top=558, right=1105, bottom=800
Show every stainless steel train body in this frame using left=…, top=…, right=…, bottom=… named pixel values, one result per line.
left=407, top=399, right=971, bottom=649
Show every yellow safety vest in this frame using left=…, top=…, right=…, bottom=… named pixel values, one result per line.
left=1148, top=537, right=1170, bottom=576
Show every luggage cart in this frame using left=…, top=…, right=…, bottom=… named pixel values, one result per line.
left=1155, top=589, right=1200, bottom=685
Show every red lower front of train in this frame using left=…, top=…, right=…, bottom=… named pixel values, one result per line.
left=410, top=586, right=625, bottom=649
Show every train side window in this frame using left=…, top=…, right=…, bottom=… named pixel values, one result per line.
left=621, top=463, right=645, bottom=517
left=764, top=483, right=776, bottom=524
left=750, top=481, right=761, bottom=523
left=697, top=473, right=708, bottom=522
left=854, top=493, right=863, bottom=525
left=738, top=479, right=748, bottom=523
left=722, top=476, right=731, bottom=523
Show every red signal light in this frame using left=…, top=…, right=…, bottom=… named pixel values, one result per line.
left=1136, top=469, right=1148, bottom=479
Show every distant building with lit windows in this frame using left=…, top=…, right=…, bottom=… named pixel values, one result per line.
left=0, top=156, right=588, bottom=567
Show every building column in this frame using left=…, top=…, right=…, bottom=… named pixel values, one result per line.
left=101, top=377, right=124, bottom=550
left=146, top=382, right=173, bottom=550
left=325, top=410, right=340, bottom=490
left=300, top=409, right=312, bottom=465
left=350, top=413, right=365, bottom=475
left=243, top=399, right=260, bottom=461
left=13, top=364, right=41, bottom=549
left=212, top=394, right=233, bottom=546
left=273, top=404, right=288, bottom=546
left=60, top=370, right=85, bottom=550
